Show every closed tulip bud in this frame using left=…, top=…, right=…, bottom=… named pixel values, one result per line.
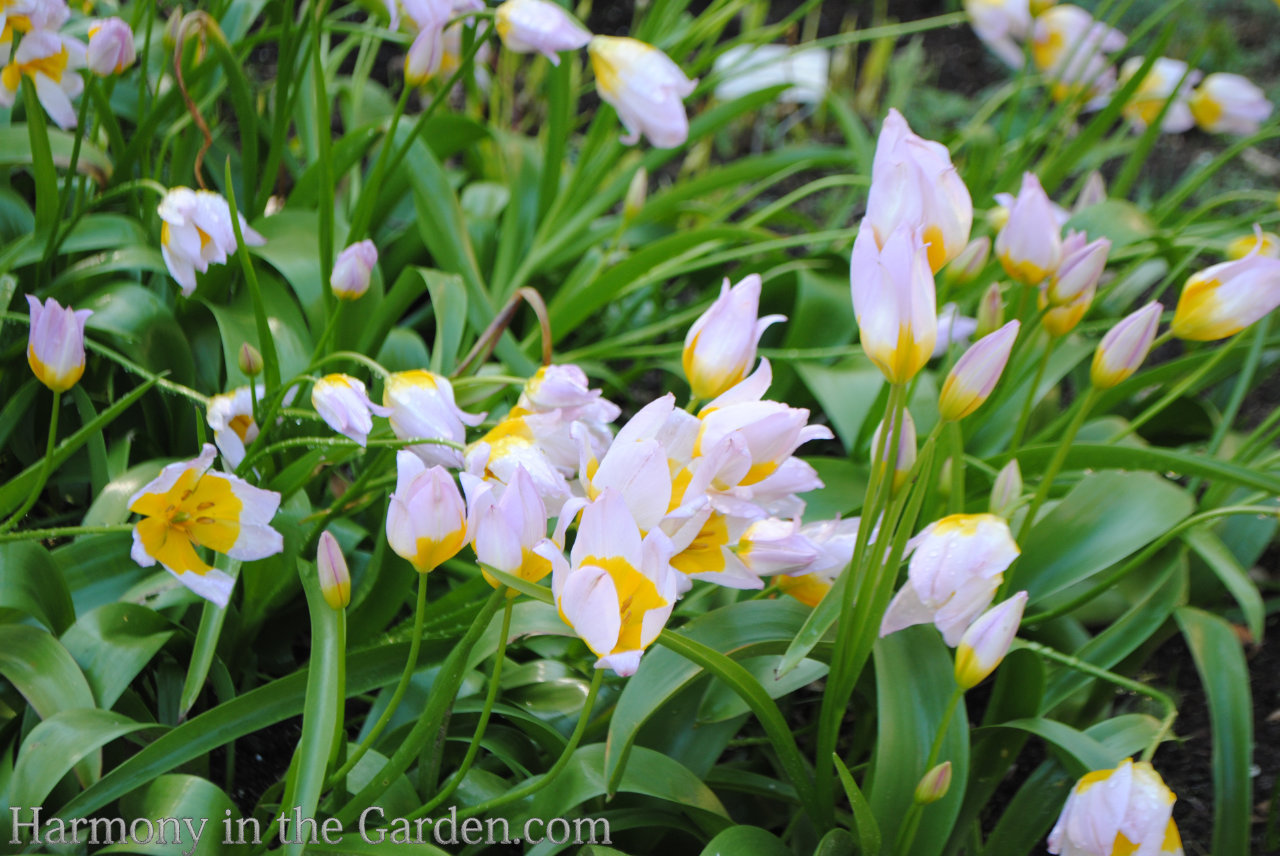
left=1049, top=759, right=1183, bottom=856
left=624, top=167, right=648, bottom=223
left=1040, top=281, right=1094, bottom=338
left=975, top=282, right=1005, bottom=338
left=1092, top=302, right=1162, bottom=389
left=26, top=295, right=92, bottom=392
left=1118, top=56, right=1200, bottom=133
left=946, top=236, right=990, bottom=285
left=872, top=409, right=916, bottom=492
left=312, top=374, right=391, bottom=446
left=954, top=591, right=1027, bottom=689
left=1046, top=232, right=1109, bottom=305
left=1189, top=72, right=1273, bottom=135
left=238, top=343, right=263, bottom=377
left=495, top=0, right=591, bottom=65
left=87, top=18, right=136, bottom=76
left=735, top=517, right=821, bottom=577
left=996, top=172, right=1063, bottom=285
left=331, top=240, right=378, bottom=300
left=914, top=761, right=953, bottom=805
left=682, top=274, right=785, bottom=401
left=989, top=459, right=1023, bottom=519
left=588, top=36, right=697, bottom=149
left=1075, top=170, right=1106, bottom=211
left=850, top=222, right=938, bottom=384
left=939, top=320, right=1020, bottom=422
left=1170, top=241, right=1280, bottom=341
left=316, top=530, right=351, bottom=610
left=386, top=452, right=468, bottom=573
left=1226, top=230, right=1280, bottom=261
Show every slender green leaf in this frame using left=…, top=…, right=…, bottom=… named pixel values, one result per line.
left=11, top=710, right=160, bottom=807
left=1183, top=526, right=1264, bottom=642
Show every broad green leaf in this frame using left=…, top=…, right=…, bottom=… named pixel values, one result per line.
left=697, top=825, right=791, bottom=856
left=81, top=460, right=167, bottom=527
left=61, top=603, right=176, bottom=708
left=55, top=532, right=152, bottom=616
left=1014, top=442, right=1280, bottom=496
left=0, top=541, right=75, bottom=634
left=1183, top=526, right=1264, bottom=642
left=204, top=272, right=313, bottom=388
left=1016, top=471, right=1194, bottom=604
left=9, top=214, right=147, bottom=269
left=833, top=754, right=881, bottom=856
left=11, top=710, right=159, bottom=807
left=1062, top=199, right=1154, bottom=250
left=696, top=655, right=826, bottom=723
left=0, top=624, right=95, bottom=719
left=105, top=774, right=236, bottom=856
left=1176, top=607, right=1252, bottom=856
left=795, top=359, right=882, bottom=453
left=979, top=718, right=1114, bottom=774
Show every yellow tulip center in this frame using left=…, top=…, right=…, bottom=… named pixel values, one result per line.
left=671, top=513, right=729, bottom=576
left=579, top=555, right=667, bottom=654
left=129, top=468, right=244, bottom=576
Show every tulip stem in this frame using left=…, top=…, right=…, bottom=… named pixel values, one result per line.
left=893, top=686, right=964, bottom=856
left=1109, top=337, right=1236, bottom=441
left=41, top=77, right=95, bottom=268
left=1009, top=338, right=1054, bottom=454
left=310, top=301, right=345, bottom=363
left=324, top=573, right=429, bottom=790
left=0, top=391, right=62, bottom=534
left=948, top=421, right=965, bottom=514
left=0, top=522, right=134, bottom=544
left=1016, top=386, right=1097, bottom=545
left=406, top=594, right=513, bottom=821
left=313, top=351, right=391, bottom=380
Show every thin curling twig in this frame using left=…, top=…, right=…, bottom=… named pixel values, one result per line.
left=453, top=287, right=554, bottom=377
left=174, top=12, right=216, bottom=189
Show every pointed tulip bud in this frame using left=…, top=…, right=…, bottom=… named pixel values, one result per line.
left=386, top=453, right=468, bottom=573
left=317, top=530, right=352, bottom=610
left=955, top=591, right=1027, bottom=689
left=975, top=282, right=1005, bottom=338
left=872, top=409, right=917, bottom=492
left=1090, top=302, right=1162, bottom=390
left=682, top=274, right=785, bottom=400
left=624, top=167, right=648, bottom=223
left=995, top=172, right=1063, bottom=285
left=1170, top=237, right=1280, bottom=341
left=989, top=459, right=1023, bottom=519
left=1075, top=170, right=1107, bottom=211
left=495, top=0, right=591, bottom=65
left=238, top=342, right=264, bottom=377
left=939, top=320, right=1020, bottom=422
left=946, top=236, right=990, bottom=285
left=914, top=761, right=953, bottom=805
left=1040, top=281, right=1094, bottom=338
left=331, top=240, right=378, bottom=300
left=1046, top=232, right=1110, bottom=306
left=87, top=18, right=136, bottom=76
left=851, top=222, right=939, bottom=384
left=25, top=295, right=92, bottom=392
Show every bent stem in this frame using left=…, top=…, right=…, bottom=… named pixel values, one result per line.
left=0, top=391, right=62, bottom=534
left=894, top=686, right=964, bottom=856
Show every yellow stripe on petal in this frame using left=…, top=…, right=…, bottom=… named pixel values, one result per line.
left=670, top=514, right=729, bottom=575
left=776, top=573, right=830, bottom=607
left=412, top=517, right=467, bottom=573
left=136, top=516, right=214, bottom=576
left=582, top=554, right=668, bottom=653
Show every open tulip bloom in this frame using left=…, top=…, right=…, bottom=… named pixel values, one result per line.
left=588, top=35, right=697, bottom=148
left=682, top=273, right=784, bottom=401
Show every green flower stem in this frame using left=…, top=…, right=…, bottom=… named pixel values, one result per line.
left=450, top=375, right=529, bottom=390
left=0, top=391, right=62, bottom=534
left=1108, top=337, right=1236, bottom=441
left=41, top=77, right=94, bottom=266
left=948, top=421, right=965, bottom=514
left=1014, top=639, right=1177, bottom=763
left=0, top=522, right=133, bottom=544
left=1193, top=317, right=1270, bottom=499
left=223, top=159, right=282, bottom=394
left=894, top=686, right=964, bottom=856
left=310, top=300, right=345, bottom=362
left=345, top=85, right=411, bottom=241
left=1016, top=387, right=1098, bottom=545
left=324, top=573, right=429, bottom=791
left=455, top=666, right=604, bottom=823
left=330, top=609, right=348, bottom=771
left=314, top=351, right=391, bottom=379
left=406, top=595, right=513, bottom=821
left=1009, top=336, right=1054, bottom=453
left=242, top=435, right=464, bottom=471
left=311, top=0, right=335, bottom=299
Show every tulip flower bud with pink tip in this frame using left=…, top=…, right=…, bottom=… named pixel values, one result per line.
left=495, top=0, right=591, bottom=65
left=682, top=274, right=785, bottom=400
left=954, top=591, right=1027, bottom=688
left=871, top=409, right=917, bottom=492
left=946, top=236, right=990, bottom=285
left=851, top=222, right=938, bottom=384
left=914, top=761, right=953, bottom=805
left=989, top=459, right=1023, bottom=519
left=939, top=320, right=1020, bottom=422
left=1046, top=232, right=1109, bottom=306
left=975, top=282, right=1005, bottom=338
left=995, top=172, right=1063, bottom=285
left=331, top=240, right=378, bottom=300
left=386, top=453, right=468, bottom=573
left=26, top=295, right=92, bottom=392
left=1170, top=240, right=1280, bottom=341
left=317, top=531, right=352, bottom=610
left=1091, top=302, right=1162, bottom=389
left=87, top=18, right=136, bottom=76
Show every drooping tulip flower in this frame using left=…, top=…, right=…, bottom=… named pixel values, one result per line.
left=1091, top=302, right=1162, bottom=389
left=939, top=320, right=1020, bottom=422
left=682, top=274, right=785, bottom=401
left=864, top=109, right=974, bottom=273
left=494, top=0, right=591, bottom=64
left=1169, top=243, right=1280, bottom=341
left=964, top=0, right=1032, bottom=69
left=331, top=240, right=378, bottom=300
left=995, top=172, right=1063, bottom=285
left=383, top=370, right=485, bottom=468
left=954, top=591, right=1027, bottom=688
left=1118, top=56, right=1200, bottom=133
left=0, top=28, right=85, bottom=129
left=311, top=374, right=391, bottom=446
left=128, top=444, right=284, bottom=607
left=1046, top=231, right=1110, bottom=306
left=25, top=295, right=92, bottom=392
left=880, top=513, right=1020, bottom=645
left=386, top=452, right=468, bottom=573
left=157, top=187, right=266, bottom=296
left=516, top=363, right=621, bottom=427
left=463, top=466, right=554, bottom=591
left=1189, top=72, right=1273, bottom=135
left=587, top=35, right=697, bottom=148
left=86, top=17, right=136, bottom=76
left=735, top=517, right=821, bottom=577
left=401, top=0, right=452, bottom=84
left=775, top=517, right=860, bottom=607
left=1031, top=4, right=1125, bottom=105
left=317, top=530, right=352, bottom=610
left=851, top=222, right=939, bottom=383
left=1048, top=759, right=1183, bottom=856
left=207, top=386, right=262, bottom=469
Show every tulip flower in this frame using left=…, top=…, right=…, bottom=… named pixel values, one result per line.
left=158, top=187, right=266, bottom=296
left=1075, top=170, right=1107, bottom=211
left=711, top=44, right=830, bottom=106
left=401, top=0, right=451, bottom=84
left=206, top=386, right=262, bottom=469
left=995, top=172, right=1063, bottom=285
left=1226, top=230, right=1280, bottom=261
left=25, top=295, right=92, bottom=392
left=494, top=0, right=591, bottom=64
left=1118, top=57, right=1200, bottom=133
left=864, top=109, right=974, bottom=273
left=734, top=517, right=821, bottom=577
left=86, top=17, right=135, bottom=76
left=939, top=320, right=1020, bottom=422
left=516, top=364, right=621, bottom=427
left=0, top=28, right=85, bottom=129
left=682, top=274, right=785, bottom=401
left=850, top=222, right=939, bottom=383
left=317, top=531, right=352, bottom=610
left=1169, top=246, right=1280, bottom=341
left=587, top=35, right=697, bottom=148
left=384, top=370, right=485, bottom=468
left=464, top=467, right=554, bottom=591
left=238, top=343, right=263, bottom=377
left=1048, top=759, right=1183, bottom=856
left=1189, top=72, right=1273, bottom=135
left=871, top=409, right=917, bottom=492
left=128, top=444, right=284, bottom=607
left=331, top=240, right=378, bottom=300
left=989, top=459, right=1023, bottom=519
left=1041, top=281, right=1095, bottom=337
left=946, top=236, right=991, bottom=285
left=1031, top=5, right=1125, bottom=104
left=965, top=0, right=1032, bottom=69
left=1046, top=231, right=1110, bottom=306
left=954, top=591, right=1027, bottom=688
left=880, top=513, right=1020, bottom=645
left=775, top=517, right=860, bottom=607
left=312, top=374, right=391, bottom=446
left=975, top=282, right=1006, bottom=338
left=386, top=452, right=468, bottom=573
left=467, top=411, right=576, bottom=513
left=1092, top=302, right=1162, bottom=389
left=548, top=489, right=680, bottom=676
